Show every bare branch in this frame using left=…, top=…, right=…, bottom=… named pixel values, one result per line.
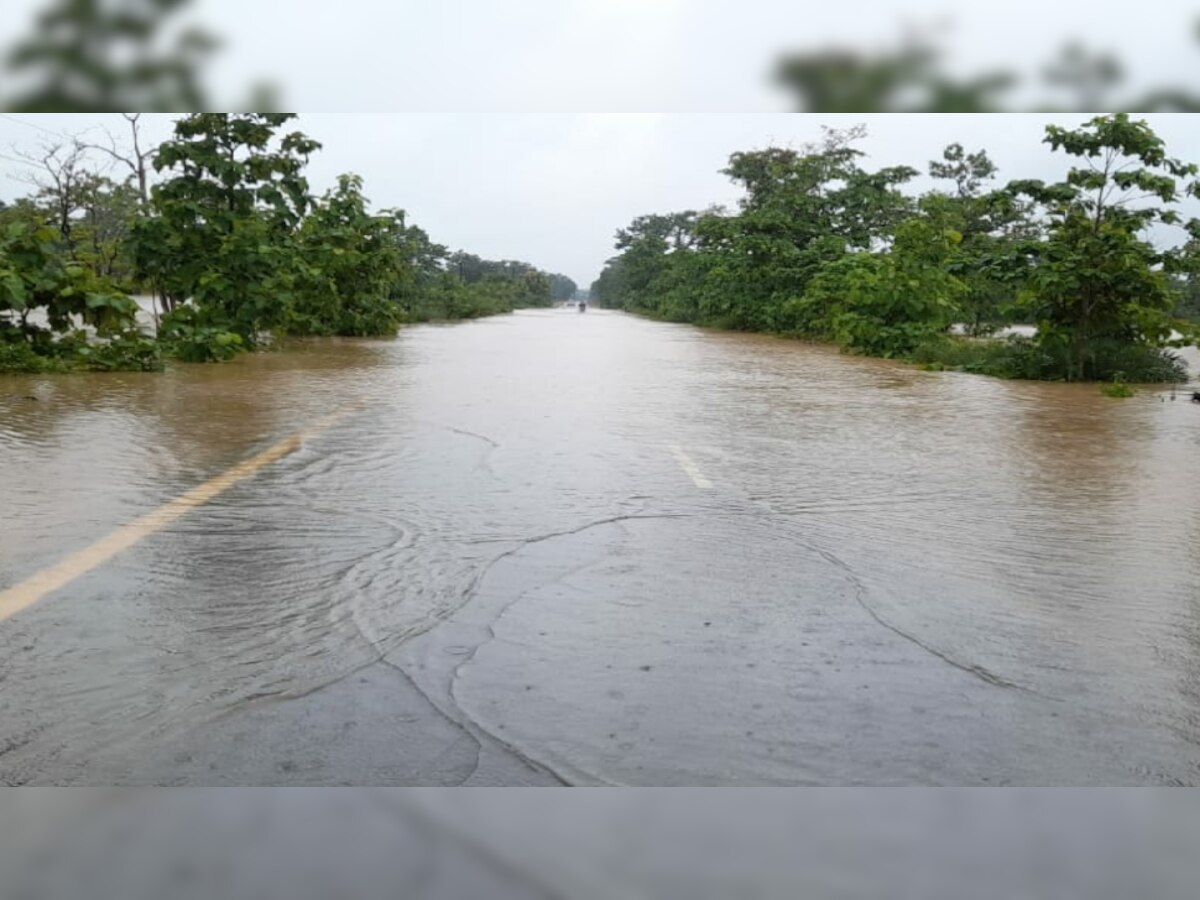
left=74, top=114, right=157, bottom=206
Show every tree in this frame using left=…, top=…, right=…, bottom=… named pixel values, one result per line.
left=12, top=140, right=90, bottom=254
left=132, top=113, right=321, bottom=340
left=929, top=143, right=997, bottom=198
left=1008, top=114, right=1199, bottom=380
left=79, top=113, right=157, bottom=207
left=0, top=197, right=46, bottom=231
left=789, top=217, right=966, bottom=356
left=590, top=257, right=628, bottom=309
left=1041, top=43, right=1124, bottom=113
left=1169, top=222, right=1200, bottom=325
left=4, top=0, right=217, bottom=112
left=73, top=173, right=141, bottom=284
left=596, top=128, right=918, bottom=332
left=922, top=143, right=1037, bottom=334
left=389, top=224, right=449, bottom=314
left=548, top=273, right=577, bottom=302
left=439, top=251, right=556, bottom=311
left=774, top=23, right=1200, bottom=113
left=610, top=211, right=700, bottom=315
left=289, top=173, right=406, bottom=336
left=78, top=113, right=166, bottom=319
left=774, top=31, right=1014, bottom=113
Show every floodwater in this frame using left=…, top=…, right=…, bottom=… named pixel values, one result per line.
left=1, top=309, right=1199, bottom=785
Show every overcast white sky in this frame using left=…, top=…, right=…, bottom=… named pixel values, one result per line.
left=3, top=0, right=1199, bottom=111
left=2, top=113, right=1197, bottom=286
left=210, top=0, right=1199, bottom=111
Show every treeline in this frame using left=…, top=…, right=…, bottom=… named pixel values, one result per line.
left=592, top=115, right=1200, bottom=383
left=1, top=113, right=565, bottom=373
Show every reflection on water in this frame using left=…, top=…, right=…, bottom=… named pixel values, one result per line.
left=1, top=310, right=1199, bottom=784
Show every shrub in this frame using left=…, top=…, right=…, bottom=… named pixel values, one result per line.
left=1085, top=341, right=1187, bottom=383
left=908, top=335, right=1188, bottom=382
left=159, top=307, right=245, bottom=363
left=0, top=339, right=69, bottom=373
left=1, top=328, right=164, bottom=373
left=1100, top=380, right=1136, bottom=398
left=78, top=333, right=164, bottom=372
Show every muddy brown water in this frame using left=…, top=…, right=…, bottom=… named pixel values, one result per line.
left=1, top=309, right=1199, bottom=784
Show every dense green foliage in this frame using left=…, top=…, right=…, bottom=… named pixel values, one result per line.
left=1007, top=114, right=1199, bottom=380
left=2, top=113, right=561, bottom=372
left=287, top=174, right=408, bottom=337
left=441, top=252, right=557, bottom=313
left=593, top=115, right=1199, bottom=382
left=0, top=219, right=151, bottom=372
left=132, top=113, right=320, bottom=343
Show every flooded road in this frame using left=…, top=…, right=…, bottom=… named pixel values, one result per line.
left=2, top=309, right=1199, bottom=785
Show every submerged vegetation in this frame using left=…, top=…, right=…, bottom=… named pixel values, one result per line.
left=1, top=113, right=575, bottom=373
left=908, top=336, right=1187, bottom=383
left=1100, top=379, right=1137, bottom=398
left=592, top=115, right=1200, bottom=383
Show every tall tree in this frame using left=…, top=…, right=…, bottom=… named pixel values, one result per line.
left=132, top=113, right=320, bottom=338
left=923, top=143, right=1035, bottom=334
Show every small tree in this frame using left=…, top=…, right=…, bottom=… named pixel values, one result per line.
left=796, top=217, right=966, bottom=357
left=12, top=140, right=90, bottom=255
left=73, top=174, right=141, bottom=284
left=290, top=173, right=406, bottom=336
left=0, top=222, right=136, bottom=349
left=1009, top=114, right=1199, bottom=380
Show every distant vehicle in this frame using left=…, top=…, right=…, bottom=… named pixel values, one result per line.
left=577, top=301, right=587, bottom=312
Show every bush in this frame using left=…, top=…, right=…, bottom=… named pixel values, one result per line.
left=77, top=332, right=164, bottom=372
left=332, top=299, right=402, bottom=337
left=1, top=328, right=161, bottom=374
left=1100, top=379, right=1136, bottom=397
left=159, top=307, right=245, bottom=363
left=908, top=336, right=1049, bottom=379
left=908, top=335, right=1188, bottom=382
left=1085, top=341, right=1187, bottom=383
left=0, top=339, right=70, bottom=373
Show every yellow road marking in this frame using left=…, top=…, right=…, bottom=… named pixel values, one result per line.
left=669, top=444, right=713, bottom=489
left=0, top=405, right=361, bottom=623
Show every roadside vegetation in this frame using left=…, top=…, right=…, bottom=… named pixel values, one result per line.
left=1, top=114, right=575, bottom=373
left=591, top=115, right=1200, bottom=383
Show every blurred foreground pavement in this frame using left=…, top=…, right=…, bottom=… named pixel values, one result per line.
left=2, top=788, right=1199, bottom=899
